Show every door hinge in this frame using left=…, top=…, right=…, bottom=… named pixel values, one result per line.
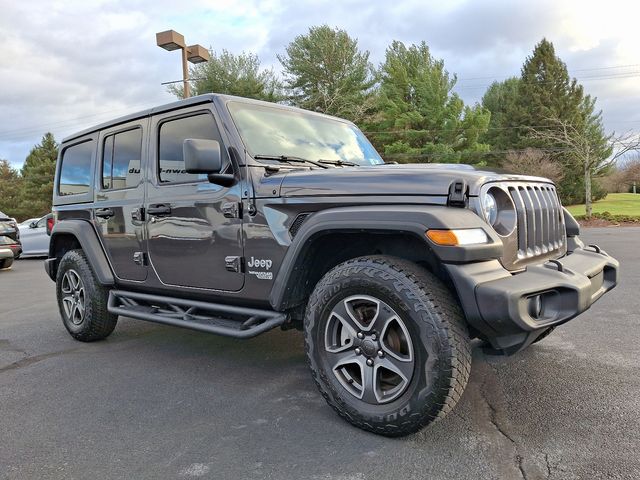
left=225, top=256, right=243, bottom=273
left=222, top=202, right=242, bottom=219
left=448, top=180, right=468, bottom=207
left=133, top=251, right=147, bottom=266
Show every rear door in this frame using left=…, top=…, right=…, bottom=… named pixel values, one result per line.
left=145, top=106, right=244, bottom=291
left=93, top=120, right=148, bottom=281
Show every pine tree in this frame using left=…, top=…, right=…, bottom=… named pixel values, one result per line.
left=278, top=25, right=376, bottom=122
left=0, top=160, right=26, bottom=219
left=371, top=41, right=490, bottom=164
left=20, top=132, right=58, bottom=217
left=480, top=77, right=520, bottom=163
left=481, top=39, right=612, bottom=204
left=170, top=50, right=282, bottom=102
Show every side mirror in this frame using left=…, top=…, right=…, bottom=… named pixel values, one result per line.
left=183, top=139, right=222, bottom=174
left=29, top=221, right=38, bottom=228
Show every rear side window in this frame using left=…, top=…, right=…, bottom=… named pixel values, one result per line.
left=59, top=140, right=94, bottom=196
left=102, top=128, right=142, bottom=189
left=158, top=113, right=227, bottom=183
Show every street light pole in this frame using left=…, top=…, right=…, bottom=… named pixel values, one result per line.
left=181, top=45, right=190, bottom=98
left=156, top=30, right=210, bottom=99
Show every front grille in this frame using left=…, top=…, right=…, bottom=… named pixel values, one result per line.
left=509, top=184, right=564, bottom=259
left=487, top=182, right=566, bottom=271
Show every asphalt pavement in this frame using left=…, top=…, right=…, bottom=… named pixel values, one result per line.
left=1, top=227, right=638, bottom=480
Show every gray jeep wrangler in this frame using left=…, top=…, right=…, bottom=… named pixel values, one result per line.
left=46, top=94, right=619, bottom=436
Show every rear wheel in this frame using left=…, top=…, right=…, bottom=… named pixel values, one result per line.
left=304, top=255, right=471, bottom=437
left=56, top=249, right=117, bottom=341
left=0, top=257, right=13, bottom=270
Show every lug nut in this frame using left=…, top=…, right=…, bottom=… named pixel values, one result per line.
left=357, top=332, right=364, bottom=339
left=371, top=334, right=377, bottom=341
left=355, top=348, right=362, bottom=355
left=366, top=358, right=374, bottom=367
left=377, top=350, right=384, bottom=358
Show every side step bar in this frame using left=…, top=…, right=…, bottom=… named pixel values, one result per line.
left=107, top=290, right=287, bottom=339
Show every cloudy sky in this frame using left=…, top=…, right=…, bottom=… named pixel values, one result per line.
left=1, top=0, right=639, bottom=167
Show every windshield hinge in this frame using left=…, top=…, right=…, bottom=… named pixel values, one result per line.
left=448, top=180, right=468, bottom=207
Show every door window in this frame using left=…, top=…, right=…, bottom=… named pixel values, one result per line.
left=157, top=113, right=227, bottom=184
left=102, top=128, right=142, bottom=190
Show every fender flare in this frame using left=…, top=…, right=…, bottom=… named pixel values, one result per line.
left=269, top=204, right=502, bottom=310
left=48, top=219, right=115, bottom=285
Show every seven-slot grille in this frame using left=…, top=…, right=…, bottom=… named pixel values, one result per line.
left=507, top=183, right=565, bottom=260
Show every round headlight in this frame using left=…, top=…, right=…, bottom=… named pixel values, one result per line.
left=482, top=191, right=498, bottom=225
left=482, top=187, right=517, bottom=236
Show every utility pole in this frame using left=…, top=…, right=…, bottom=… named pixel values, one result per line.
left=156, top=30, right=210, bottom=98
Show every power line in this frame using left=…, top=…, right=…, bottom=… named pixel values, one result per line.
left=455, top=72, right=640, bottom=90
left=0, top=96, right=172, bottom=139
left=456, top=64, right=640, bottom=82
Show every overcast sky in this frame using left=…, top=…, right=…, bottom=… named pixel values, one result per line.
left=1, top=0, right=639, bottom=167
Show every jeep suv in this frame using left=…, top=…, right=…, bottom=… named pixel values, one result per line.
left=45, top=94, right=619, bottom=436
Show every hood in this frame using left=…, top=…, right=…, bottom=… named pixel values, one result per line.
left=274, top=163, right=552, bottom=198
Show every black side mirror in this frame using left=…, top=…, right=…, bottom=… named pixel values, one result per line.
left=29, top=221, right=38, bottom=228
left=183, top=139, right=222, bottom=174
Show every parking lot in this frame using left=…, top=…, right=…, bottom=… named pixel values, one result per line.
left=1, top=227, right=638, bottom=480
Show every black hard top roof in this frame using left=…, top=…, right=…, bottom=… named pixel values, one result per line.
left=62, top=93, right=347, bottom=144
left=62, top=94, right=220, bottom=143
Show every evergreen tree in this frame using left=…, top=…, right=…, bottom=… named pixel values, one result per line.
left=481, top=39, right=612, bottom=204
left=20, top=132, right=58, bottom=217
left=0, top=160, right=26, bottom=219
left=480, top=77, right=520, bottom=163
left=371, top=41, right=490, bottom=164
left=170, top=50, right=282, bottom=102
left=278, top=25, right=376, bottom=122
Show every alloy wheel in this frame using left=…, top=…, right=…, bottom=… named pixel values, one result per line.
left=61, top=269, right=86, bottom=326
left=324, top=295, right=415, bottom=404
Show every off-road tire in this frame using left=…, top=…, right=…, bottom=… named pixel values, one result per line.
left=56, top=249, right=117, bottom=341
left=0, top=257, right=13, bottom=270
left=304, top=255, right=471, bottom=437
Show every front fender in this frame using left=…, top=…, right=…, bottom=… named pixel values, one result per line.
left=269, top=204, right=502, bottom=310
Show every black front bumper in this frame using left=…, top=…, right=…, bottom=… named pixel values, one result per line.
left=446, top=245, right=619, bottom=354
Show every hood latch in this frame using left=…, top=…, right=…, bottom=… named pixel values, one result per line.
left=448, top=180, right=468, bottom=207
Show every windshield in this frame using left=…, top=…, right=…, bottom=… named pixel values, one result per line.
left=227, top=101, right=384, bottom=166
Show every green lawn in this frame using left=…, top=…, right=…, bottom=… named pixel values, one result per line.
left=566, top=193, right=640, bottom=217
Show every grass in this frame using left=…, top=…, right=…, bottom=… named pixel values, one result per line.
left=566, top=193, right=640, bottom=217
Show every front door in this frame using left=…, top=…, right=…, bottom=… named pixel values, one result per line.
left=145, top=107, right=244, bottom=292
left=94, top=120, right=148, bottom=282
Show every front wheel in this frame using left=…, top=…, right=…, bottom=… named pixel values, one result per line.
left=304, top=255, right=471, bottom=437
left=56, top=249, right=117, bottom=341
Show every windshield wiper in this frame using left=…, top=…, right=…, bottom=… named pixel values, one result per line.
left=318, top=159, right=360, bottom=167
left=253, top=154, right=329, bottom=169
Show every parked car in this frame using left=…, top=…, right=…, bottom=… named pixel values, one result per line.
left=0, top=247, right=13, bottom=270
left=45, top=94, right=619, bottom=437
left=0, top=210, right=21, bottom=258
left=19, top=217, right=40, bottom=227
left=17, top=214, right=50, bottom=258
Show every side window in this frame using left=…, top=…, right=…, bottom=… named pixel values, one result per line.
left=36, top=217, right=47, bottom=228
left=158, top=112, right=227, bottom=183
left=102, top=128, right=142, bottom=190
left=59, top=140, right=93, bottom=196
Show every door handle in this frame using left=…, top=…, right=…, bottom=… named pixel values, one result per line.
left=147, top=204, right=172, bottom=216
left=95, top=208, right=114, bottom=219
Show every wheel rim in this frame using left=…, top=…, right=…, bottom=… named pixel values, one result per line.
left=61, top=269, right=85, bottom=326
left=324, top=295, right=414, bottom=405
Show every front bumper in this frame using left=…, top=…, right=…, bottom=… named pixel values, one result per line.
left=446, top=245, right=619, bottom=354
